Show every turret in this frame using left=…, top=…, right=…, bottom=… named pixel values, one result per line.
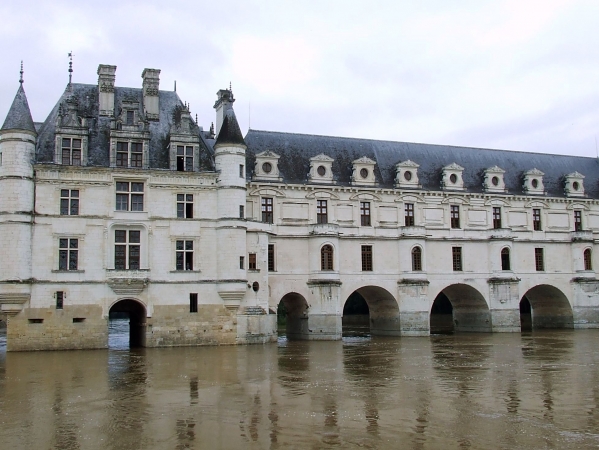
left=213, top=88, right=248, bottom=311
left=0, top=70, right=36, bottom=318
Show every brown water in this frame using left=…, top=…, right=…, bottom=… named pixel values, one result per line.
left=1, top=323, right=599, bottom=449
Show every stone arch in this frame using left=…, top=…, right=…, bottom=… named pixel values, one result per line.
left=342, top=286, right=400, bottom=336
left=278, top=292, right=309, bottom=340
left=520, top=284, right=573, bottom=330
left=108, top=298, right=147, bottom=348
left=430, top=284, right=491, bottom=333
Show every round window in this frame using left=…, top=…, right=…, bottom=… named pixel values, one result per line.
left=360, top=168, right=369, bottom=178
left=491, top=176, right=499, bottom=186
left=262, top=162, right=272, bottom=173
left=252, top=281, right=259, bottom=292
left=404, top=171, right=412, bottom=181
left=317, top=166, right=326, bottom=176
left=573, top=181, right=580, bottom=191
left=531, top=179, right=539, bottom=188
left=449, top=174, right=458, bottom=184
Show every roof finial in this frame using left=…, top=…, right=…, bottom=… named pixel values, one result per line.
left=174, top=80, right=177, bottom=92
left=195, top=113, right=198, bottom=124
left=19, top=61, right=24, bottom=85
left=68, top=51, right=74, bottom=84
left=229, top=81, right=233, bottom=100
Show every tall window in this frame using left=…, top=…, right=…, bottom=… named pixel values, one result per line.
left=361, top=245, right=373, bottom=271
left=189, top=293, right=198, bottom=313
left=574, top=210, right=583, bottom=231
left=533, top=208, right=542, bottom=231
left=116, top=182, right=144, bottom=211
left=176, top=240, right=194, bottom=270
left=239, top=256, right=245, bottom=269
left=535, top=248, right=544, bottom=271
left=321, top=244, right=333, bottom=270
left=56, top=291, right=64, bottom=310
left=60, top=189, right=79, bottom=215
left=239, top=164, right=244, bottom=178
left=126, top=110, right=135, bottom=125
left=405, top=203, right=415, bottom=226
left=262, top=197, right=273, bottom=223
left=239, top=205, right=244, bottom=219
left=249, top=253, right=257, bottom=270
left=116, top=141, right=143, bottom=168
left=360, top=202, right=371, bottom=226
left=268, top=244, right=275, bottom=271
left=412, top=247, right=422, bottom=271
left=115, top=230, right=140, bottom=270
left=452, top=247, right=462, bottom=271
left=59, top=238, right=78, bottom=270
left=450, top=205, right=460, bottom=229
left=176, top=145, right=194, bottom=172
left=501, top=248, right=511, bottom=271
left=61, top=138, right=81, bottom=166
left=493, top=207, right=502, bottom=229
left=317, top=200, right=328, bottom=224
left=177, top=194, right=193, bottom=218
left=584, top=249, right=593, bottom=271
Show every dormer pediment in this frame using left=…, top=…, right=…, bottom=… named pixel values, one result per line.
left=523, top=168, right=545, bottom=195
left=309, top=154, right=334, bottom=184
left=254, top=150, right=282, bottom=181
left=395, top=160, right=420, bottom=188
left=564, top=171, right=585, bottom=197
left=441, top=163, right=465, bottom=191
left=351, top=156, right=376, bottom=186
left=483, top=166, right=507, bottom=193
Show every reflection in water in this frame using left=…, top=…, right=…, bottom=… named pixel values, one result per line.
left=1, top=329, right=599, bottom=448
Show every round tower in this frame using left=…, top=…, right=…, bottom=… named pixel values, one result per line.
left=213, top=89, right=248, bottom=310
left=0, top=75, right=37, bottom=318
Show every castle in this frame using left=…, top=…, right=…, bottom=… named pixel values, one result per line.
left=1, top=63, right=598, bottom=351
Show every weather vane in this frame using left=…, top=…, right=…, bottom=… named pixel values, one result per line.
left=19, top=61, right=24, bottom=85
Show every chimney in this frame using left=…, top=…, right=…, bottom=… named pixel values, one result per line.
left=213, top=88, right=234, bottom=136
left=97, top=64, right=116, bottom=116
left=142, top=68, right=160, bottom=121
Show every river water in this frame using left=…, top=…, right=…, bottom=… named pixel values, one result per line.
left=1, top=321, right=599, bottom=449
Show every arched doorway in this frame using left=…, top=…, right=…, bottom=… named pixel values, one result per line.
left=430, top=284, right=491, bottom=333
left=342, top=286, right=400, bottom=336
left=278, top=293, right=309, bottom=340
left=520, top=285, right=573, bottom=330
left=108, top=299, right=147, bottom=348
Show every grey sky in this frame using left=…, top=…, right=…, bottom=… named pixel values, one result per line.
left=2, top=0, right=599, bottom=156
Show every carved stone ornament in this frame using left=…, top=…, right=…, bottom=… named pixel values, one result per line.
left=108, top=278, right=149, bottom=295
left=100, top=82, right=115, bottom=93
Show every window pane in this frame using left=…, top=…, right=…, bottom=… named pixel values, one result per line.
left=70, top=199, right=79, bottom=215
left=116, top=182, right=129, bottom=192
left=177, top=146, right=184, bottom=155
left=115, top=230, right=126, bottom=243
left=176, top=240, right=184, bottom=250
left=132, top=183, right=144, bottom=192
left=116, top=194, right=129, bottom=211
left=176, top=252, right=184, bottom=270
left=131, top=194, right=143, bottom=211
left=129, top=246, right=140, bottom=269
left=129, top=231, right=140, bottom=243
left=185, top=252, right=193, bottom=270
left=61, top=189, right=69, bottom=197
left=59, top=239, right=68, bottom=248
left=186, top=146, right=193, bottom=156
left=185, top=241, right=193, bottom=250
left=186, top=194, right=193, bottom=202
left=71, top=190, right=79, bottom=198
left=72, top=139, right=81, bottom=149
left=62, top=138, right=71, bottom=147
left=62, top=149, right=71, bottom=165
left=177, top=194, right=184, bottom=201
left=71, top=147, right=80, bottom=164
left=69, top=239, right=78, bottom=249
left=116, top=142, right=128, bottom=151
left=114, top=245, right=126, bottom=269
left=60, top=199, right=69, bottom=215
left=130, top=153, right=143, bottom=167
left=69, top=250, right=78, bottom=270
left=131, top=143, right=143, bottom=152
left=59, top=250, right=68, bottom=270
left=177, top=203, right=184, bottom=218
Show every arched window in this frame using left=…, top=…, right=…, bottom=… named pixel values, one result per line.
left=501, top=247, right=510, bottom=271
left=584, top=248, right=592, bottom=271
left=321, top=245, right=333, bottom=271
left=411, top=247, right=422, bottom=271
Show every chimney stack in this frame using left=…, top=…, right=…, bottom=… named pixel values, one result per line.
left=97, top=64, right=116, bottom=117
left=213, top=88, right=234, bottom=136
left=142, top=68, right=160, bottom=121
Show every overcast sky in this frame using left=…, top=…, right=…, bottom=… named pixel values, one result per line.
left=2, top=0, right=599, bottom=157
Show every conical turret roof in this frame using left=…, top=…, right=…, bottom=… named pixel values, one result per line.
left=1, top=84, right=36, bottom=134
left=215, top=108, right=246, bottom=147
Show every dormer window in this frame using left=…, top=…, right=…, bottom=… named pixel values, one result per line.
left=126, top=110, right=134, bottom=126
left=61, top=137, right=82, bottom=166
left=351, top=156, right=376, bottom=186
left=116, top=141, right=143, bottom=168
left=309, top=154, right=334, bottom=184
left=522, top=169, right=545, bottom=195
left=442, top=163, right=465, bottom=191
left=177, top=145, right=194, bottom=171
left=254, top=151, right=282, bottom=181
left=395, top=160, right=420, bottom=188
left=564, top=172, right=585, bottom=197
left=484, top=166, right=506, bottom=193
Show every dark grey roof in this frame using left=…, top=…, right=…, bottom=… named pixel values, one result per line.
left=36, top=83, right=215, bottom=171
left=1, top=85, right=36, bottom=133
left=215, top=109, right=246, bottom=147
left=244, top=129, right=599, bottom=198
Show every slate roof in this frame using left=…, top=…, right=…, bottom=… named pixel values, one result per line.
left=244, top=129, right=599, bottom=198
left=215, top=109, right=246, bottom=147
left=1, top=84, right=36, bottom=133
left=35, top=83, right=215, bottom=171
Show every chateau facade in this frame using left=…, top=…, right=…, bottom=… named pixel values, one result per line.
left=1, top=64, right=598, bottom=351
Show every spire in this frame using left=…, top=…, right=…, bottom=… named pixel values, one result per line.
left=215, top=108, right=245, bottom=147
left=1, top=64, right=36, bottom=134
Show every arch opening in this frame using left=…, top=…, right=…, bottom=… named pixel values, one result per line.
left=520, top=285, right=573, bottom=330
left=277, top=292, right=309, bottom=340
left=108, top=299, right=147, bottom=349
left=430, top=284, right=491, bottom=334
left=342, top=286, right=399, bottom=337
